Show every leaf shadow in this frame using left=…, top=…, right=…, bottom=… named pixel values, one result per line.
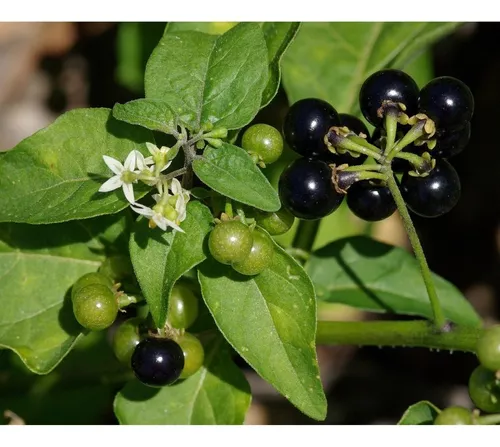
left=119, top=379, right=160, bottom=401
left=58, top=288, right=85, bottom=337
left=313, top=237, right=395, bottom=313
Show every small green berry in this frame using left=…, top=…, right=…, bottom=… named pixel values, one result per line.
left=255, top=207, right=295, bottom=236
left=477, top=326, right=500, bottom=372
left=232, top=228, right=274, bottom=276
left=71, top=272, right=113, bottom=301
left=72, top=283, right=118, bottom=331
left=112, top=318, right=143, bottom=365
left=208, top=220, right=253, bottom=265
left=177, top=333, right=205, bottom=379
left=468, top=365, right=500, bottom=413
left=434, top=406, right=473, bottom=425
left=242, top=124, right=284, bottom=164
left=168, top=284, right=199, bottom=330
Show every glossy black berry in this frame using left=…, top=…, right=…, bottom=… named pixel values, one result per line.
left=347, top=180, right=396, bottom=222
left=283, top=98, right=340, bottom=158
left=476, top=325, right=500, bottom=372
left=419, top=76, right=474, bottom=131
left=131, top=337, right=185, bottom=387
left=279, top=158, right=344, bottom=220
left=400, top=159, right=461, bottom=218
left=468, top=365, right=500, bottom=413
left=432, top=122, right=471, bottom=158
left=434, top=406, right=473, bottom=425
left=359, top=69, right=419, bottom=126
left=323, top=113, right=368, bottom=166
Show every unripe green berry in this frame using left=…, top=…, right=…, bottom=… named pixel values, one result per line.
left=72, top=283, right=118, bottom=331
left=477, top=326, right=500, bottom=372
left=434, top=406, right=473, bottom=425
left=168, top=284, right=199, bottom=330
left=208, top=220, right=253, bottom=265
left=71, top=272, right=113, bottom=301
left=112, top=317, right=143, bottom=365
left=177, top=333, right=205, bottom=379
left=232, top=228, right=274, bottom=276
left=469, top=365, right=500, bottom=413
left=255, top=207, right=295, bottom=236
left=242, top=124, right=283, bottom=164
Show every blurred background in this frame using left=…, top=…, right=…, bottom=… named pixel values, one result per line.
left=0, top=22, right=498, bottom=425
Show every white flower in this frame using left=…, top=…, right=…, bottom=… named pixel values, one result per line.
left=145, top=142, right=176, bottom=173
left=98, top=150, right=139, bottom=204
left=130, top=202, right=184, bottom=233
left=169, top=178, right=190, bottom=222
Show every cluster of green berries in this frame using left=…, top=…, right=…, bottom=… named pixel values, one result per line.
left=434, top=326, right=500, bottom=425
left=71, top=270, right=205, bottom=388
left=278, top=69, right=474, bottom=222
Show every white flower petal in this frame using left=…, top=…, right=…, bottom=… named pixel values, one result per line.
left=152, top=193, right=162, bottom=204
left=124, top=150, right=137, bottom=171
left=122, top=182, right=136, bottom=204
left=166, top=219, right=184, bottom=233
left=102, top=155, right=124, bottom=175
left=146, top=142, right=159, bottom=156
left=98, top=175, right=122, bottom=192
left=130, top=203, right=154, bottom=218
left=135, top=151, right=148, bottom=171
left=170, top=177, right=183, bottom=195
left=144, top=156, right=154, bottom=165
left=159, top=160, right=173, bottom=173
left=153, top=214, right=168, bottom=231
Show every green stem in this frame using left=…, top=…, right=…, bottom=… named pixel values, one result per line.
left=342, top=164, right=382, bottom=172
left=356, top=171, right=388, bottom=182
left=386, top=120, right=426, bottom=161
left=316, top=320, right=481, bottom=352
left=476, top=414, right=500, bottom=425
left=386, top=174, right=447, bottom=330
left=292, top=220, right=320, bottom=253
left=224, top=199, right=234, bottom=219
left=384, top=110, right=398, bottom=155
left=327, top=134, right=383, bottom=162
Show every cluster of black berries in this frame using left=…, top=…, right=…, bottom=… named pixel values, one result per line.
left=278, top=69, right=474, bottom=221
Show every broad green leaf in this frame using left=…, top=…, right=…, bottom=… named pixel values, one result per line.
left=116, top=22, right=166, bottom=93
left=193, top=143, right=280, bottom=212
left=282, top=22, right=460, bottom=114
left=198, top=240, right=326, bottom=421
left=112, top=99, right=177, bottom=134
left=145, top=23, right=268, bottom=131
left=0, top=108, right=153, bottom=224
left=306, top=236, right=482, bottom=327
left=0, top=215, right=128, bottom=374
left=114, top=335, right=251, bottom=425
left=398, top=400, right=440, bottom=425
left=129, top=201, right=213, bottom=328
left=261, top=22, right=301, bottom=107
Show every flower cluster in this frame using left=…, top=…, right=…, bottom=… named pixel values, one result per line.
left=98, top=143, right=189, bottom=232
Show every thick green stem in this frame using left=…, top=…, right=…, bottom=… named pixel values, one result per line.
left=292, top=220, right=320, bottom=252
left=316, top=320, right=481, bottom=352
left=386, top=120, right=426, bottom=161
left=384, top=110, right=398, bottom=155
left=386, top=175, right=447, bottom=330
left=476, top=414, right=500, bottom=425
left=327, top=134, right=383, bottom=162
left=343, top=164, right=382, bottom=172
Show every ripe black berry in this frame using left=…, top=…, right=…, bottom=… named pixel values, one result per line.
left=279, top=158, right=344, bottom=220
left=359, top=69, right=419, bottom=126
left=432, top=122, right=471, bottom=159
left=323, top=113, right=369, bottom=166
left=347, top=180, right=396, bottom=222
left=419, top=76, right=474, bottom=131
left=283, top=98, right=340, bottom=158
left=131, top=337, right=185, bottom=387
left=400, top=159, right=461, bottom=218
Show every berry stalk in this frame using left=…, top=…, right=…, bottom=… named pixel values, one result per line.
left=292, top=219, right=320, bottom=253
left=386, top=174, right=447, bottom=330
left=316, top=320, right=481, bottom=352
left=383, top=109, right=399, bottom=155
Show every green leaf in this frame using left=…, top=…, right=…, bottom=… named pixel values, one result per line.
left=398, top=400, right=440, bottom=425
left=114, top=335, right=251, bottom=424
left=0, top=215, right=128, bottom=374
left=306, top=236, right=482, bottom=327
left=129, top=201, right=213, bottom=328
left=198, top=239, right=326, bottom=421
left=282, top=22, right=460, bottom=114
left=193, top=143, right=280, bottom=212
left=165, top=22, right=237, bottom=35
left=0, top=108, right=153, bottom=224
left=145, top=23, right=268, bottom=131
left=112, top=99, right=177, bottom=134
left=261, top=22, right=301, bottom=107
left=116, top=22, right=166, bottom=93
